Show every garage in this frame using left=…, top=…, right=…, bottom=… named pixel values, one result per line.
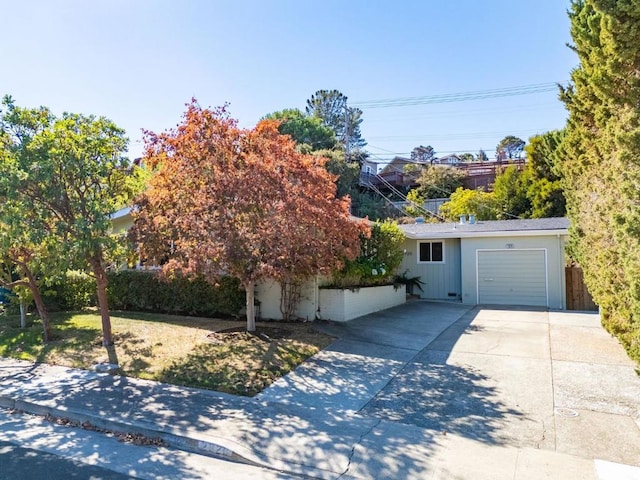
left=398, top=218, right=568, bottom=309
left=477, top=249, right=548, bottom=307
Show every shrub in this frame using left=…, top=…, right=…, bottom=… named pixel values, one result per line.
left=42, top=271, right=96, bottom=311
left=330, top=220, right=405, bottom=288
left=46, top=270, right=245, bottom=317
left=107, top=270, right=245, bottom=317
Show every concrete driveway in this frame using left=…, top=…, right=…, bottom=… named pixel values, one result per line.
left=258, top=301, right=640, bottom=475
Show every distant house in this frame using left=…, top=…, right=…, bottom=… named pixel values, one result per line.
left=398, top=217, right=570, bottom=309
left=362, top=156, right=430, bottom=189
left=431, top=154, right=461, bottom=166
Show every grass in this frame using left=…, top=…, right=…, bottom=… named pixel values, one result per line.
left=0, top=310, right=333, bottom=396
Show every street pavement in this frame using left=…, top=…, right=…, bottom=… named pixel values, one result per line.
left=0, top=301, right=639, bottom=479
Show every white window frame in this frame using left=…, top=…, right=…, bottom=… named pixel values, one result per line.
left=417, top=240, right=446, bottom=264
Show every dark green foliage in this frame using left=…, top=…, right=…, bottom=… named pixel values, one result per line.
left=49, top=272, right=97, bottom=311
left=496, top=135, right=526, bottom=159
left=413, top=165, right=467, bottom=200
left=305, top=89, right=366, bottom=152
left=45, top=270, right=245, bottom=317
left=351, top=191, right=396, bottom=221
left=262, top=109, right=337, bottom=151
left=318, top=149, right=360, bottom=198
left=410, top=145, right=435, bottom=163
left=330, top=221, right=405, bottom=288
left=524, top=130, right=566, bottom=218
left=394, top=271, right=425, bottom=295
left=492, top=166, right=531, bottom=219
left=108, top=271, right=245, bottom=317
left=561, top=0, right=640, bottom=362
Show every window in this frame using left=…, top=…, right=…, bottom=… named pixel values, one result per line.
left=418, top=241, right=444, bottom=263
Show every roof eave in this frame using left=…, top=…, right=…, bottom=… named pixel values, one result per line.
left=403, top=228, right=570, bottom=240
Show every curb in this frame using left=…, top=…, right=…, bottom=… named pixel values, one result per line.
left=0, top=395, right=336, bottom=480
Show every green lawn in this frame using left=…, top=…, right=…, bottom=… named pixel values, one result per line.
left=0, top=310, right=333, bottom=396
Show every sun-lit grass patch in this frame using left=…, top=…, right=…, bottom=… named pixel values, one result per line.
left=0, top=310, right=333, bottom=396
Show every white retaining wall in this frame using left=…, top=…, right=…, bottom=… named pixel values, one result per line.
left=318, top=284, right=406, bottom=322
left=255, top=279, right=318, bottom=321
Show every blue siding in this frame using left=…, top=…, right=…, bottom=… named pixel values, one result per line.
left=399, top=238, right=461, bottom=300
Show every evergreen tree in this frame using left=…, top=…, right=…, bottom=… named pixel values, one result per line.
left=561, top=0, right=640, bottom=360
left=305, top=90, right=366, bottom=155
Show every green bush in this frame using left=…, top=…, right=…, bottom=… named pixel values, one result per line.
left=46, top=270, right=245, bottom=317
left=330, top=220, right=405, bottom=288
left=42, top=271, right=96, bottom=311
left=107, top=270, right=245, bottom=317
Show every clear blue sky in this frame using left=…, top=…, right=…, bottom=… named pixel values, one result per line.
left=4, top=1, right=576, bottom=163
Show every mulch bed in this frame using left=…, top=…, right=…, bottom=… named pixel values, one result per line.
left=206, top=326, right=292, bottom=344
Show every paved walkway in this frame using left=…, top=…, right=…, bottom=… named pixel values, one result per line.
left=0, top=302, right=639, bottom=479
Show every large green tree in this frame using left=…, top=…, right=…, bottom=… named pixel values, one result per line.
left=305, top=90, right=366, bottom=155
left=411, top=165, right=467, bottom=200
left=524, top=130, right=566, bottom=218
left=410, top=145, right=435, bottom=164
left=561, top=1, right=640, bottom=360
left=496, top=135, right=525, bottom=159
left=262, top=108, right=337, bottom=152
left=439, top=187, right=499, bottom=221
left=0, top=96, right=138, bottom=346
left=492, top=165, right=531, bottom=219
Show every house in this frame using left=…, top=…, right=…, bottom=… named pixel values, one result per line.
left=398, top=217, right=569, bottom=309
left=110, top=208, right=406, bottom=321
left=361, top=156, right=429, bottom=189
left=431, top=154, right=461, bottom=166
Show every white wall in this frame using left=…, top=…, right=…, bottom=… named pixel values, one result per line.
left=318, top=285, right=406, bottom=322
left=255, top=278, right=318, bottom=321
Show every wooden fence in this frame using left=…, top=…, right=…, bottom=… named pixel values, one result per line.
left=565, top=265, right=598, bottom=311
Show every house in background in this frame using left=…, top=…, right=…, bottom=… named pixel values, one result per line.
left=361, top=155, right=527, bottom=193
left=398, top=217, right=569, bottom=309
left=431, top=153, right=461, bottom=166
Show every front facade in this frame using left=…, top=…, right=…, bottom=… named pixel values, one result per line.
left=399, top=218, right=570, bottom=309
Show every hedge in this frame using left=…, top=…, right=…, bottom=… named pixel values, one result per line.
left=45, top=270, right=245, bottom=318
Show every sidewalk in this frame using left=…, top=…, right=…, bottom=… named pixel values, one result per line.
left=0, top=357, right=608, bottom=480
left=0, top=302, right=639, bottom=479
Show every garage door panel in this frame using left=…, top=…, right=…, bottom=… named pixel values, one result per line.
left=477, top=250, right=548, bottom=307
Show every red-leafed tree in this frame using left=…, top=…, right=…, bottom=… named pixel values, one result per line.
left=130, top=101, right=367, bottom=331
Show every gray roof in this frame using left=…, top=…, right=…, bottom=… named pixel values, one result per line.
left=400, top=217, right=570, bottom=239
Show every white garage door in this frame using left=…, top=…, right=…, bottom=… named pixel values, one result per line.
left=477, top=249, right=548, bottom=307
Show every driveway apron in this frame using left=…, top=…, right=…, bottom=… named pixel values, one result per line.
left=255, top=301, right=473, bottom=412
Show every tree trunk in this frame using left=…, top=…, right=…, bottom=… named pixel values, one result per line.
left=89, top=254, right=113, bottom=346
left=20, top=265, right=52, bottom=342
left=245, top=282, right=256, bottom=332
left=19, top=303, right=26, bottom=329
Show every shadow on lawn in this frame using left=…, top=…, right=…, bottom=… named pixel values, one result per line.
left=108, top=310, right=245, bottom=331
left=0, top=312, right=102, bottom=367
left=157, top=334, right=310, bottom=396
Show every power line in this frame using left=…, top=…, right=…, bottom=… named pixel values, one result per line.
left=367, top=127, right=548, bottom=142
left=352, top=82, right=568, bottom=109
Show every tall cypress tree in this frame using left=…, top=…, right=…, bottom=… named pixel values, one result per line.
left=561, top=0, right=640, bottom=360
